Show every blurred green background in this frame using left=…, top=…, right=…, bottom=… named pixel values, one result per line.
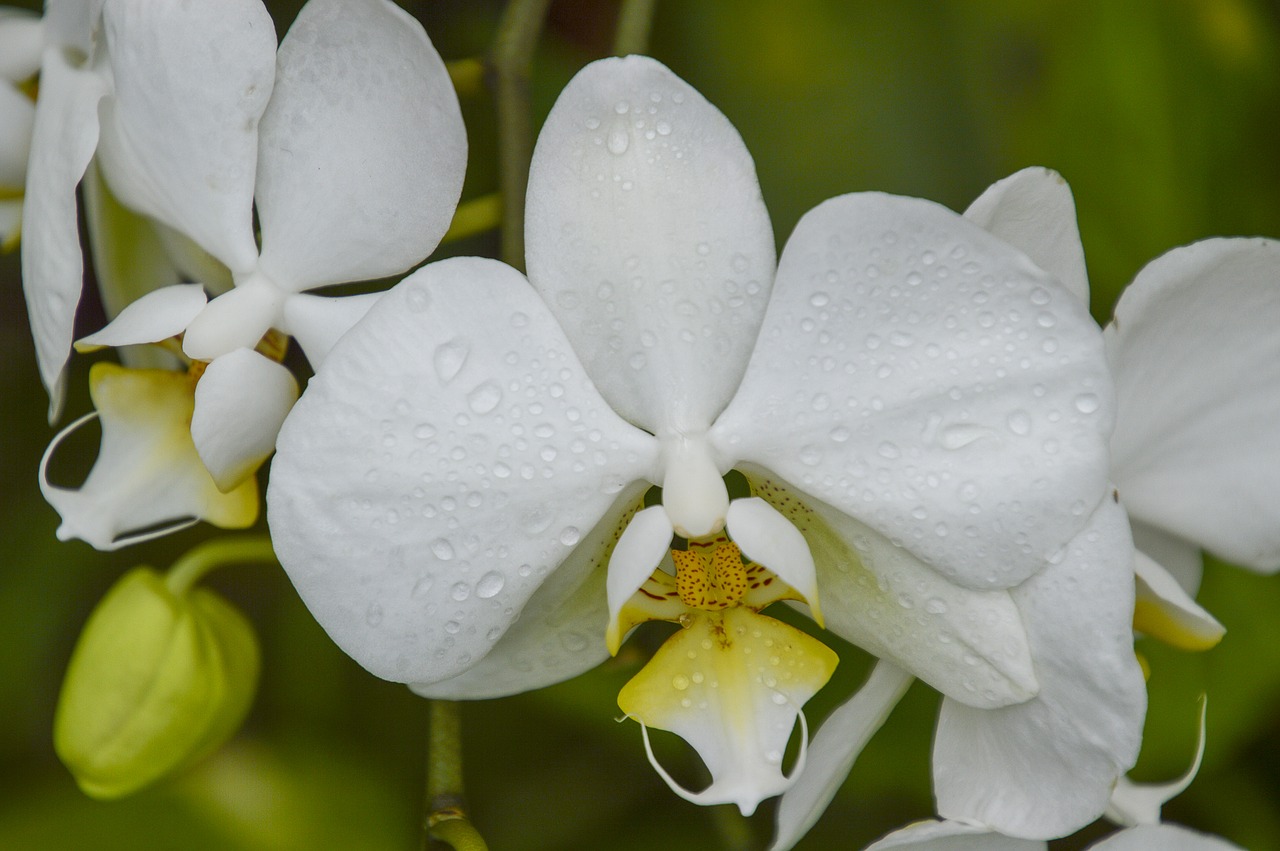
left=3, top=0, right=1280, bottom=848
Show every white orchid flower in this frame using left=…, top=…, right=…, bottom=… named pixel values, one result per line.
left=771, top=167, right=1148, bottom=849
left=268, top=58, right=1126, bottom=816
left=34, top=0, right=465, bottom=549
left=0, top=6, right=43, bottom=250
left=858, top=818, right=1243, bottom=851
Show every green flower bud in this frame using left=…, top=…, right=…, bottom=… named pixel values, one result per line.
left=54, top=567, right=259, bottom=799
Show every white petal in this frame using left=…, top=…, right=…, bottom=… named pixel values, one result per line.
left=0, top=82, right=34, bottom=188
left=726, top=497, right=822, bottom=621
left=39, top=364, right=258, bottom=550
left=76, top=284, right=206, bottom=350
left=864, top=820, right=1046, bottom=851
left=43, top=0, right=103, bottom=56
left=1108, top=238, right=1280, bottom=572
left=1130, top=518, right=1204, bottom=596
left=747, top=470, right=1038, bottom=709
left=412, top=482, right=649, bottom=699
left=605, top=503, right=674, bottom=652
left=1133, top=552, right=1223, bottom=651
left=279, top=291, right=381, bottom=368
left=1088, top=825, right=1244, bottom=851
left=20, top=47, right=107, bottom=420
left=714, top=192, right=1112, bottom=590
left=934, top=498, right=1147, bottom=839
left=1106, top=698, right=1206, bottom=826
left=770, top=661, right=913, bottom=851
left=181, top=273, right=284, bottom=361
left=659, top=432, right=730, bottom=537
left=96, top=0, right=275, bottom=274
left=618, top=607, right=837, bottom=816
left=191, top=348, right=298, bottom=492
left=964, top=167, right=1089, bottom=304
left=525, top=55, right=776, bottom=434
left=266, top=257, right=661, bottom=685
left=0, top=11, right=43, bottom=83
left=255, top=0, right=465, bottom=290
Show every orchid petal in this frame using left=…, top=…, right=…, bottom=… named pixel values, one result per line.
left=618, top=607, right=837, bottom=816
left=1130, top=518, right=1204, bottom=596
left=267, top=257, right=660, bottom=685
left=96, top=0, right=275, bottom=274
left=20, top=46, right=107, bottom=420
left=770, top=661, right=913, bottom=851
left=1107, top=698, right=1206, bottom=827
left=181, top=274, right=283, bottom=361
left=714, top=192, right=1112, bottom=591
left=525, top=55, right=776, bottom=434
left=81, top=162, right=186, bottom=360
left=747, top=468, right=1038, bottom=708
left=75, top=284, right=206, bottom=350
left=864, top=820, right=1046, bottom=851
left=1088, top=825, right=1244, bottom=851
left=191, top=348, right=298, bottom=492
left=1133, top=552, right=1223, bottom=651
left=605, top=503, right=675, bottom=653
left=279, top=292, right=381, bottom=368
left=43, top=0, right=103, bottom=57
left=964, top=167, right=1089, bottom=304
left=255, top=0, right=465, bottom=291
left=1108, top=238, right=1280, bottom=572
left=39, top=363, right=258, bottom=550
left=0, top=82, right=34, bottom=188
left=726, top=497, right=822, bottom=624
left=0, top=11, right=42, bottom=83
left=934, top=498, right=1146, bottom=839
left=413, top=482, right=649, bottom=699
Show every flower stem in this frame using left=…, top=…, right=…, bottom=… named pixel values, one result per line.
left=164, top=535, right=277, bottom=596
left=613, top=0, right=658, bottom=56
left=488, top=0, right=552, bottom=272
left=423, top=700, right=488, bottom=851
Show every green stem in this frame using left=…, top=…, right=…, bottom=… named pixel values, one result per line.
left=423, top=701, right=488, bottom=851
left=613, top=0, right=659, bottom=56
left=488, top=0, right=552, bottom=271
left=165, top=535, right=277, bottom=596
left=441, top=193, right=504, bottom=244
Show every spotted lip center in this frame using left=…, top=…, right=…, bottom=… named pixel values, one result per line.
left=672, top=536, right=778, bottom=612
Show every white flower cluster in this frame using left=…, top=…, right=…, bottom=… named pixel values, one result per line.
left=9, top=2, right=1279, bottom=848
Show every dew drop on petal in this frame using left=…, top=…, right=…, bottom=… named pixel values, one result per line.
left=433, top=339, right=470, bottom=383
left=476, top=571, right=505, bottom=599
left=365, top=603, right=384, bottom=626
left=1006, top=410, right=1031, bottom=436
left=467, top=381, right=503, bottom=414
left=607, top=126, right=630, bottom=154
left=559, top=526, right=581, bottom=546
left=450, top=581, right=471, bottom=602
left=560, top=631, right=588, bottom=652
left=1074, top=393, right=1100, bottom=414
left=430, top=538, right=455, bottom=561
left=672, top=675, right=690, bottom=691
left=411, top=575, right=434, bottom=598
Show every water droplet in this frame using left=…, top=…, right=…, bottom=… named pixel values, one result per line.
left=924, top=598, right=948, bottom=615
left=450, top=581, right=471, bottom=602
left=510, top=311, right=529, bottom=328
left=889, top=330, right=914, bottom=348
left=1036, top=311, right=1057, bottom=328
left=467, top=381, right=503, bottom=414
left=830, top=426, right=850, bottom=443
left=809, top=291, right=830, bottom=308
left=585, top=117, right=601, bottom=130
left=770, top=693, right=788, bottom=705
left=561, top=631, right=588, bottom=652
left=520, top=506, right=554, bottom=535
left=941, top=424, right=990, bottom=450
left=672, top=675, right=690, bottom=691
left=1006, top=410, right=1031, bottom=436
left=365, top=603, right=384, bottom=626
left=430, top=538, right=455, bottom=560
left=560, top=526, right=581, bottom=546
left=614, top=100, right=630, bottom=114
left=877, top=441, right=900, bottom=459
left=1074, top=393, right=1100, bottom=414
left=799, top=445, right=823, bottom=466
left=607, top=127, right=630, bottom=154
left=629, top=352, right=647, bottom=370
left=433, top=339, right=469, bottom=383
left=1030, top=287, right=1051, bottom=306
left=476, top=571, right=505, bottom=599
left=897, top=593, right=914, bottom=609
left=412, top=575, right=434, bottom=598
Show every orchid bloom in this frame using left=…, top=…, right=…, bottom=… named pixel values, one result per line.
left=769, top=168, right=1148, bottom=849
left=33, top=0, right=465, bottom=549
left=858, top=818, right=1243, bottom=851
left=0, top=6, right=42, bottom=250
left=268, top=59, right=1132, bottom=816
